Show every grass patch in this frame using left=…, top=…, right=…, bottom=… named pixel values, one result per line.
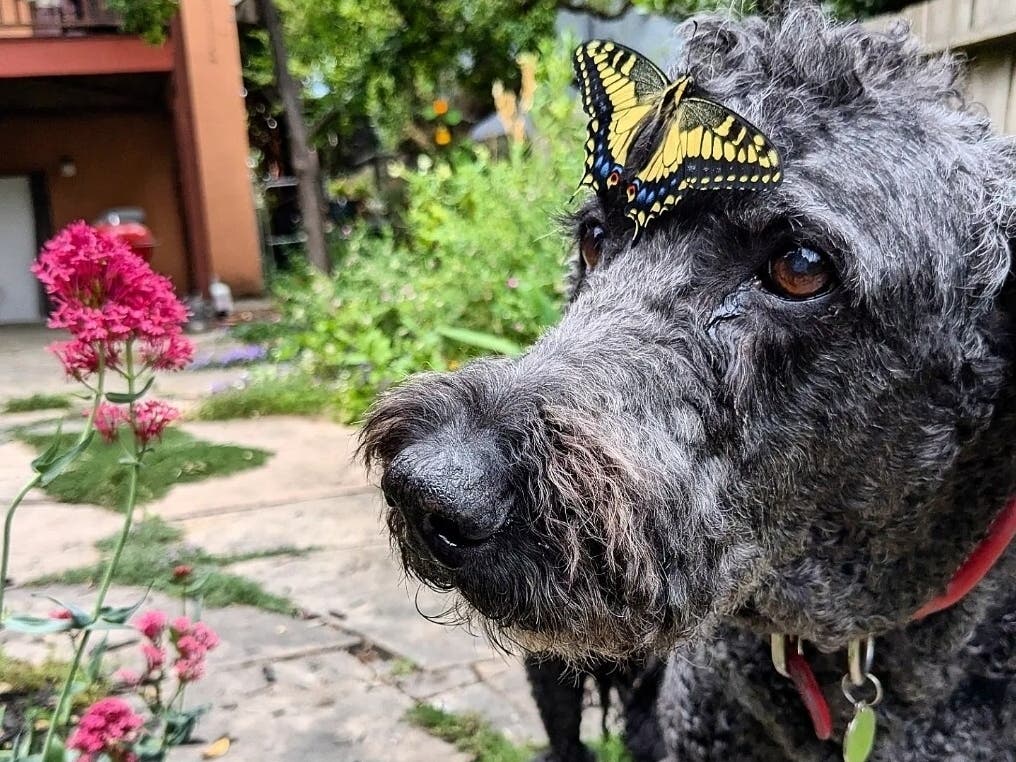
left=0, top=650, right=104, bottom=700
left=388, top=657, right=420, bottom=678
left=0, top=649, right=108, bottom=748
left=193, top=373, right=338, bottom=421
left=16, top=428, right=270, bottom=510
left=2, top=393, right=71, bottom=414
left=30, top=517, right=304, bottom=614
left=589, top=735, right=634, bottom=762
left=229, top=319, right=291, bottom=345
left=407, top=704, right=633, bottom=762
left=407, top=704, right=532, bottom=762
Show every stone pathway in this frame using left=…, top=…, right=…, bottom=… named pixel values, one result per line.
left=0, top=325, right=571, bottom=761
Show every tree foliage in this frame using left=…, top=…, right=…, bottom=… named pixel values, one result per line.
left=251, top=0, right=914, bottom=169
left=106, top=0, right=178, bottom=43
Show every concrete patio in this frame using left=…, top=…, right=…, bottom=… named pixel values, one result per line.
left=0, top=325, right=596, bottom=760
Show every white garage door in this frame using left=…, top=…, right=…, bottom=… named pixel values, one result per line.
left=0, top=176, right=40, bottom=324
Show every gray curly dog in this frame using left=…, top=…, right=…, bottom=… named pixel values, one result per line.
left=360, top=4, right=1016, bottom=760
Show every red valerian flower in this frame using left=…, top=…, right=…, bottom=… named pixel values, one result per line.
left=169, top=617, right=219, bottom=683
left=93, top=403, right=128, bottom=443
left=66, top=697, right=144, bottom=762
left=131, top=400, right=180, bottom=445
left=112, top=668, right=141, bottom=687
left=139, top=333, right=194, bottom=371
left=48, top=339, right=120, bottom=379
left=32, top=222, right=194, bottom=378
left=134, top=609, right=168, bottom=642
left=142, top=643, right=166, bottom=673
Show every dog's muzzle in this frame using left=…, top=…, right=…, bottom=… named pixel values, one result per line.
left=380, top=438, right=511, bottom=569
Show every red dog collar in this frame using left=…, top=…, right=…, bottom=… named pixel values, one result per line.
left=781, top=495, right=1016, bottom=740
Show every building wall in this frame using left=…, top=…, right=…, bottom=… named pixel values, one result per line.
left=174, top=0, right=263, bottom=296
left=0, top=112, right=190, bottom=290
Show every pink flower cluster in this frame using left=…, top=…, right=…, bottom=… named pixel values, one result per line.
left=32, top=222, right=193, bottom=380
left=92, top=399, right=181, bottom=445
left=66, top=697, right=144, bottom=762
left=130, top=609, right=219, bottom=685
left=170, top=616, right=220, bottom=682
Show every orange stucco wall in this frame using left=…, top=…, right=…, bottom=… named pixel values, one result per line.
left=175, top=0, right=262, bottom=295
left=0, top=112, right=190, bottom=290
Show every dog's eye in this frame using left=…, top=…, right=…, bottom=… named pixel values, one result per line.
left=765, top=246, right=835, bottom=299
left=580, top=224, right=605, bottom=271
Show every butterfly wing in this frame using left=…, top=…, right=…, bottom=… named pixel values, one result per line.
left=573, top=40, right=669, bottom=195
left=625, top=96, right=783, bottom=238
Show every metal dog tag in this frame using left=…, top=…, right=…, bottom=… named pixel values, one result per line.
left=843, top=704, right=876, bottom=762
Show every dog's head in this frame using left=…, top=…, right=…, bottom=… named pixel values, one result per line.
left=361, top=6, right=1016, bottom=661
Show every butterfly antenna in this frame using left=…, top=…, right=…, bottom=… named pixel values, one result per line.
left=569, top=179, right=589, bottom=204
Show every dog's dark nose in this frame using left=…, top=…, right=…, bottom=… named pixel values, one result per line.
left=381, top=439, right=509, bottom=567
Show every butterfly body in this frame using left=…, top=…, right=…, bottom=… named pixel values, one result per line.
left=573, top=40, right=783, bottom=240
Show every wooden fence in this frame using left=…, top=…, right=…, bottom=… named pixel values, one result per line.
left=867, top=0, right=1016, bottom=133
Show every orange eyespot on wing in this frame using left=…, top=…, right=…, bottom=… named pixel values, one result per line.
left=573, top=40, right=668, bottom=196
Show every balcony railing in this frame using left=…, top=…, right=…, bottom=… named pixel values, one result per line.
left=0, top=0, right=121, bottom=38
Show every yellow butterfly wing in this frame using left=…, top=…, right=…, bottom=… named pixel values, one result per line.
left=573, top=40, right=668, bottom=195
left=625, top=96, right=783, bottom=238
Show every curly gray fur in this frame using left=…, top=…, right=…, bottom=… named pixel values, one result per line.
left=361, top=3, right=1016, bottom=759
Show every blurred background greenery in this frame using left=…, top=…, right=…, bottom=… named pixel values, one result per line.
left=118, top=0, right=910, bottom=422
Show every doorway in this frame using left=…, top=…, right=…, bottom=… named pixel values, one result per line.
left=0, top=175, right=41, bottom=323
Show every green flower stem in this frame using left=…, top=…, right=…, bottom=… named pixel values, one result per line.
left=1, top=352, right=106, bottom=619
left=41, top=343, right=141, bottom=760
left=0, top=473, right=41, bottom=617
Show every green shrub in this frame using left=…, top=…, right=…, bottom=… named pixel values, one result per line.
left=193, top=371, right=340, bottom=420
left=268, top=37, right=583, bottom=422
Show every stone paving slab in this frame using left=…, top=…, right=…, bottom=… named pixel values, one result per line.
left=0, top=326, right=71, bottom=399
left=2, top=586, right=470, bottom=762
left=229, top=550, right=497, bottom=672
left=147, top=418, right=369, bottom=521
left=3, top=501, right=121, bottom=584
left=175, top=651, right=470, bottom=762
left=0, top=324, right=552, bottom=759
left=0, top=326, right=252, bottom=404
left=429, top=679, right=545, bottom=746
left=0, top=440, right=43, bottom=503
left=175, top=493, right=386, bottom=557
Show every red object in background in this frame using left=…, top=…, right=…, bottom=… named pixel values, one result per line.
left=96, top=221, right=157, bottom=262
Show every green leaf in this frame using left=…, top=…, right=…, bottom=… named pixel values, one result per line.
left=93, top=590, right=149, bottom=626
left=163, top=705, right=209, bottom=746
left=436, top=326, right=522, bottom=356
left=36, top=595, right=91, bottom=627
left=182, top=573, right=212, bottom=596
left=134, top=735, right=168, bottom=761
left=30, top=424, right=64, bottom=473
left=2, top=614, right=75, bottom=634
left=38, top=430, right=96, bottom=487
left=105, top=376, right=155, bottom=404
